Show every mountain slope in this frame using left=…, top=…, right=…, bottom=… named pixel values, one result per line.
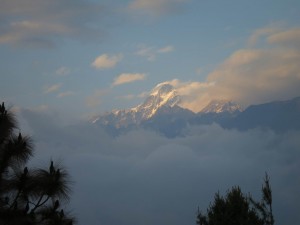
left=223, top=97, right=300, bottom=131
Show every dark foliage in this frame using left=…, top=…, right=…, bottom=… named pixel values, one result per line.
left=0, top=103, right=75, bottom=225
left=197, top=174, right=274, bottom=225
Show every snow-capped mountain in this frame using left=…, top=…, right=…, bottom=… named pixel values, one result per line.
left=92, top=82, right=181, bottom=129
left=132, top=82, right=180, bottom=120
left=200, top=100, right=242, bottom=114
left=92, top=82, right=244, bottom=136
left=91, top=81, right=300, bottom=137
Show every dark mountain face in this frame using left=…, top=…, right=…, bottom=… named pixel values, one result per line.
left=141, top=105, right=196, bottom=138
left=223, top=97, right=300, bottom=131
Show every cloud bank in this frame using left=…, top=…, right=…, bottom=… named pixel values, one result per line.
left=18, top=108, right=300, bottom=225
left=158, top=27, right=300, bottom=112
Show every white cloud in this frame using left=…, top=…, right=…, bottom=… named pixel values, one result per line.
left=112, top=73, right=146, bottom=86
left=44, top=83, right=62, bottom=94
left=136, top=45, right=174, bottom=61
left=57, top=91, right=75, bottom=98
left=91, top=54, right=123, bottom=69
left=157, top=45, right=174, bottom=53
left=156, top=79, right=215, bottom=112
left=205, top=43, right=300, bottom=106
left=166, top=27, right=300, bottom=112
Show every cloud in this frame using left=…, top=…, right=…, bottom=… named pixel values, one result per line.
left=18, top=108, right=300, bottom=225
left=91, top=54, right=123, bottom=69
left=160, top=27, right=300, bottom=112
left=136, top=45, right=156, bottom=61
left=136, top=44, right=174, bottom=61
left=116, top=91, right=149, bottom=100
left=153, top=79, right=214, bottom=112
left=44, top=83, right=62, bottom=94
left=267, top=28, right=300, bottom=46
left=0, top=0, right=106, bottom=47
left=57, top=91, right=75, bottom=98
left=157, top=45, right=174, bottom=53
left=112, top=73, right=146, bottom=86
left=56, top=67, right=71, bottom=76
left=205, top=44, right=300, bottom=107
left=128, top=0, right=189, bottom=16
left=247, top=27, right=280, bottom=46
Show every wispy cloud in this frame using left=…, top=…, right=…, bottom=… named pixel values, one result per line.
left=55, top=66, right=71, bottom=76
left=116, top=91, right=149, bottom=100
left=128, top=0, right=189, bottom=17
left=57, top=91, right=75, bottom=98
left=267, top=28, right=300, bottom=46
left=248, top=26, right=281, bottom=46
left=116, top=94, right=136, bottom=100
left=0, top=0, right=105, bottom=47
left=136, top=44, right=174, bottom=61
left=91, top=54, right=123, bottom=69
left=112, top=73, right=146, bottom=86
left=44, top=83, right=62, bottom=94
left=157, top=45, right=174, bottom=53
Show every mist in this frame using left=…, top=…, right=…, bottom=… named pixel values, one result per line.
left=19, top=108, right=300, bottom=225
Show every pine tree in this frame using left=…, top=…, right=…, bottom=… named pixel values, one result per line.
left=197, top=175, right=274, bottom=225
left=0, top=103, right=75, bottom=225
left=250, top=173, right=274, bottom=225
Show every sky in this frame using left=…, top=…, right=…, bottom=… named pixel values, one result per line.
left=1, top=0, right=300, bottom=119
left=1, top=1, right=300, bottom=225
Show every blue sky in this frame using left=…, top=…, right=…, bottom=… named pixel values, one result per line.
left=1, top=0, right=300, bottom=119
left=2, top=2, right=300, bottom=225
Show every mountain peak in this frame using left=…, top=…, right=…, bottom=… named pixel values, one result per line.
left=132, top=82, right=180, bottom=119
left=201, top=100, right=242, bottom=114
left=92, top=82, right=181, bottom=129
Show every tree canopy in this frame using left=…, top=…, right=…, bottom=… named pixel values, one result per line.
left=0, top=103, right=75, bottom=225
left=197, top=174, right=274, bottom=225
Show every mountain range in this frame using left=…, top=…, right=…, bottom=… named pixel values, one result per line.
left=92, top=82, right=300, bottom=137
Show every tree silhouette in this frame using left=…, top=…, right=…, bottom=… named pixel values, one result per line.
left=0, top=103, right=75, bottom=225
left=250, top=174, right=274, bottom=225
left=197, top=174, right=274, bottom=225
